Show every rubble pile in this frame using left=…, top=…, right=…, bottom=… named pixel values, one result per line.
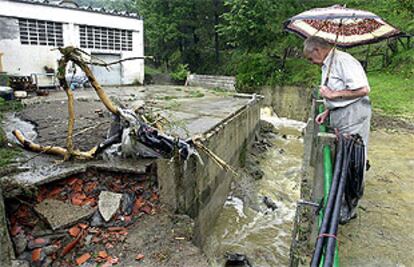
left=6, top=171, right=159, bottom=266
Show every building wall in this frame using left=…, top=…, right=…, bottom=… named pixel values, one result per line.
left=0, top=16, right=61, bottom=76
left=0, top=0, right=144, bottom=85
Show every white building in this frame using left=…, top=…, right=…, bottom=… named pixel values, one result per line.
left=0, top=0, right=144, bottom=86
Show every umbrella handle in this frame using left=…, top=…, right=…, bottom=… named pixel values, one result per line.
left=323, top=48, right=336, bottom=86
left=323, top=19, right=342, bottom=87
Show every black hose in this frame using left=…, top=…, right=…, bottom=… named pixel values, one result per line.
left=323, top=138, right=355, bottom=267
left=344, top=137, right=365, bottom=215
left=310, top=137, right=345, bottom=267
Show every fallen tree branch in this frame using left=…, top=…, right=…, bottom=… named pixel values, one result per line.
left=13, top=130, right=96, bottom=160
left=192, top=138, right=239, bottom=177
left=89, top=56, right=151, bottom=67
left=13, top=46, right=129, bottom=160
left=58, top=47, right=120, bottom=115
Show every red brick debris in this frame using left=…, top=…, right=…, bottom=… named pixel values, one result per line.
left=6, top=171, right=159, bottom=266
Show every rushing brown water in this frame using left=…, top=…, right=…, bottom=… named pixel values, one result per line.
left=204, top=109, right=305, bottom=267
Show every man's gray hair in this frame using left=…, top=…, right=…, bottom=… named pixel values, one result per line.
left=304, top=36, right=332, bottom=53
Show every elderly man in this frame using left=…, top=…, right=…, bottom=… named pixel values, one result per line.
left=304, top=36, right=371, bottom=223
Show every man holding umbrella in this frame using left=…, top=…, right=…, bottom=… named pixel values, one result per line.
left=285, top=6, right=403, bottom=265
left=285, top=5, right=402, bottom=224
left=304, top=36, right=371, bottom=223
left=304, top=36, right=371, bottom=146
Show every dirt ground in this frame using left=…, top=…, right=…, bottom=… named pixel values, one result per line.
left=371, top=112, right=414, bottom=133
left=119, top=212, right=208, bottom=267
left=338, top=128, right=414, bottom=267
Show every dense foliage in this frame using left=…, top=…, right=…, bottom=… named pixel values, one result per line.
left=76, top=0, right=414, bottom=91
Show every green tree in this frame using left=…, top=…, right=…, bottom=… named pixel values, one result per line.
left=137, top=0, right=225, bottom=73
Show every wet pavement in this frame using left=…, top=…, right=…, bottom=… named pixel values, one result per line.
left=338, top=130, right=414, bottom=267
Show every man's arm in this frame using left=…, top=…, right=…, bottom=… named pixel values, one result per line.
left=319, top=85, right=369, bottom=100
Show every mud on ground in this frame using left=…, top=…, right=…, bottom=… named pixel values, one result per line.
left=338, top=129, right=414, bottom=266
left=371, top=112, right=414, bottom=133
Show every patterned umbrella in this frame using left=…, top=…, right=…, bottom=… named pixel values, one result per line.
left=284, top=5, right=403, bottom=47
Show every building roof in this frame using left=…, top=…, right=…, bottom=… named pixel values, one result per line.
left=9, top=0, right=142, bottom=20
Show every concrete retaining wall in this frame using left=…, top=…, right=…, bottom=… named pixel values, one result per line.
left=186, top=74, right=236, bottom=91
left=157, top=97, right=261, bottom=247
left=261, top=86, right=313, bottom=122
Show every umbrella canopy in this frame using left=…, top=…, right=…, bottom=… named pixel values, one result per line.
left=284, top=5, right=403, bottom=48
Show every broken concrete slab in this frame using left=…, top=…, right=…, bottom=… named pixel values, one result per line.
left=7, top=159, right=153, bottom=189
left=34, top=199, right=95, bottom=230
left=98, top=191, right=123, bottom=222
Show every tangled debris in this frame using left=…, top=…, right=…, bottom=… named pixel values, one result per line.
left=12, top=47, right=200, bottom=164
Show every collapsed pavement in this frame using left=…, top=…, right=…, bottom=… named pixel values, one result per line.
left=1, top=84, right=262, bottom=266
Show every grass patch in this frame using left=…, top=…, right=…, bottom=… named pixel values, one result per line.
left=210, top=87, right=232, bottom=97
left=188, top=90, right=204, bottom=98
left=0, top=99, right=23, bottom=116
left=368, top=72, right=414, bottom=119
left=0, top=148, right=20, bottom=167
left=164, top=100, right=181, bottom=110
left=156, top=95, right=178, bottom=101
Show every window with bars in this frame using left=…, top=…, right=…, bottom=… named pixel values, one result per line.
left=19, top=19, right=64, bottom=47
left=79, top=25, right=133, bottom=51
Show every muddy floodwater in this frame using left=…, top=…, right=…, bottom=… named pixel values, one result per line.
left=204, top=109, right=305, bottom=266
left=339, top=129, right=414, bottom=267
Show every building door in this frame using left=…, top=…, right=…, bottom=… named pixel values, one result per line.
left=91, top=54, right=122, bottom=85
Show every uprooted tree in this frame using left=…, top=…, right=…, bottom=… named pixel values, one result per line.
left=13, top=47, right=129, bottom=160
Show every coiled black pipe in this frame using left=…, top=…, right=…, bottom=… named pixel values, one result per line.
left=323, top=138, right=355, bottom=267
left=310, top=137, right=345, bottom=267
left=345, top=138, right=365, bottom=209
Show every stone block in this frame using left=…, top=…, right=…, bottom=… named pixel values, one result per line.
left=34, top=199, right=95, bottom=230
left=98, top=191, right=123, bottom=222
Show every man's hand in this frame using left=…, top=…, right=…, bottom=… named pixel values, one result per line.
left=319, top=86, right=337, bottom=100
left=315, top=109, right=329, bottom=125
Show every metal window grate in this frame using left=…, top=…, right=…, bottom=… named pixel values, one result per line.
left=19, top=19, right=64, bottom=47
left=79, top=25, right=133, bottom=51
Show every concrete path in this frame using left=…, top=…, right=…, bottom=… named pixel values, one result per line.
left=339, top=130, right=414, bottom=267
